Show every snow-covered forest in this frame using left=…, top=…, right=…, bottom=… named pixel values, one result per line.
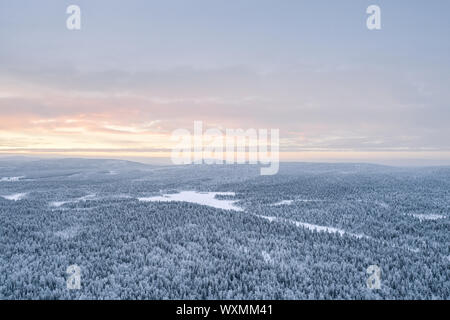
left=0, top=158, right=448, bottom=299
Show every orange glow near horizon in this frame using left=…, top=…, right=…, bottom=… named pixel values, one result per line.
left=1, top=81, right=449, bottom=165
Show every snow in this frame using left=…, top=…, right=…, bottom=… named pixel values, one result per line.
left=0, top=176, right=25, bottom=182
left=78, top=194, right=96, bottom=201
left=374, top=201, right=390, bottom=209
left=292, top=221, right=347, bottom=237
left=1, top=193, right=27, bottom=201
left=410, top=213, right=445, bottom=221
left=258, top=215, right=366, bottom=239
left=49, top=194, right=96, bottom=207
left=50, top=201, right=71, bottom=207
left=259, top=215, right=277, bottom=222
left=54, top=226, right=80, bottom=239
left=272, top=200, right=294, bottom=206
left=138, top=191, right=243, bottom=211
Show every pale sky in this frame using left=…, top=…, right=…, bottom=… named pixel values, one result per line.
left=1, top=0, right=449, bottom=164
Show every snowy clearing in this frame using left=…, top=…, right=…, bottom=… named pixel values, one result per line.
left=0, top=176, right=25, bottom=182
left=410, top=213, right=445, bottom=221
left=1, top=193, right=27, bottom=201
left=138, top=191, right=243, bottom=211
left=49, top=194, right=97, bottom=207
left=258, top=215, right=366, bottom=239
left=272, top=200, right=294, bottom=206
left=49, top=201, right=71, bottom=207
left=54, top=226, right=80, bottom=239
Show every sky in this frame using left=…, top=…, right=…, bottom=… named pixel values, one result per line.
left=1, top=0, right=450, bottom=165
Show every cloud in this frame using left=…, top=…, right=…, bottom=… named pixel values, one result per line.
left=0, top=62, right=449, bottom=155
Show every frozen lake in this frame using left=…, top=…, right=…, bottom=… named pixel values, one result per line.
left=0, top=176, right=25, bottom=182
left=138, top=191, right=243, bottom=211
left=272, top=200, right=294, bottom=206
left=259, top=215, right=366, bottom=239
left=1, top=193, right=27, bottom=201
